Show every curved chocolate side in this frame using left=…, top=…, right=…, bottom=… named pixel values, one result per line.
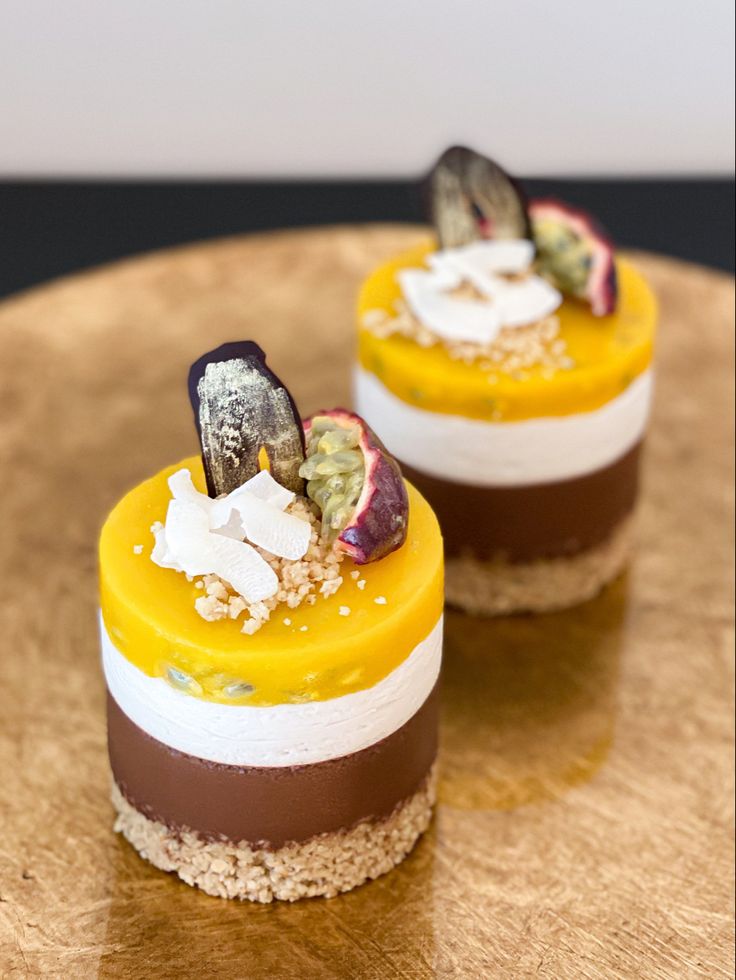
left=401, top=442, right=642, bottom=563
left=107, top=684, right=438, bottom=849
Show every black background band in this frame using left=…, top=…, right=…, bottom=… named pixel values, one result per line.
left=0, top=179, right=732, bottom=299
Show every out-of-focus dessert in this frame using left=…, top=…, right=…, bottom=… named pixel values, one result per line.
left=356, top=146, right=657, bottom=614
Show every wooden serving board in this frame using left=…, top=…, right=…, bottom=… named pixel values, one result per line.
left=0, top=226, right=733, bottom=979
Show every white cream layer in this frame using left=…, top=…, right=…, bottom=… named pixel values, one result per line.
left=354, top=366, right=653, bottom=486
left=101, top=615, right=442, bottom=768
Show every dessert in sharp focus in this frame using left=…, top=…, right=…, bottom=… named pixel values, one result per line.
left=355, top=146, right=657, bottom=615
left=99, top=342, right=443, bottom=901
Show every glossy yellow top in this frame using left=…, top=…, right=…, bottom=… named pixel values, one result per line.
left=99, top=457, right=444, bottom=707
left=357, top=241, right=657, bottom=421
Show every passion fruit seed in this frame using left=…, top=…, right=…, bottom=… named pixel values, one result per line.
left=534, top=219, right=591, bottom=295
left=306, top=416, right=334, bottom=453
left=318, top=427, right=360, bottom=454
left=529, top=198, right=617, bottom=315
left=330, top=451, right=363, bottom=471
left=304, top=409, right=409, bottom=563
left=326, top=473, right=348, bottom=495
left=165, top=665, right=203, bottom=697
left=223, top=681, right=255, bottom=698
left=299, top=425, right=365, bottom=541
left=322, top=493, right=347, bottom=527
left=307, top=480, right=332, bottom=510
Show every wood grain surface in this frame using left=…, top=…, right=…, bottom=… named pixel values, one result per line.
left=0, top=226, right=733, bottom=979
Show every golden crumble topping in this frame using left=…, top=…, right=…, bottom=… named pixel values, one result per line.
left=363, top=297, right=574, bottom=378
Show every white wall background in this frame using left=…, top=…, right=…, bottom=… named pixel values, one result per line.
left=1, top=0, right=734, bottom=178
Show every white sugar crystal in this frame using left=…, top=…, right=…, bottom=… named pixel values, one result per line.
left=374, top=596, right=387, bottom=605
left=300, top=625, right=309, bottom=632
left=357, top=579, right=367, bottom=590
left=350, top=570, right=361, bottom=580
left=339, top=606, right=351, bottom=617
left=283, top=617, right=292, bottom=626
left=132, top=544, right=143, bottom=555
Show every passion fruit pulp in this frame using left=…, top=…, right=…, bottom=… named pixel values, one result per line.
left=300, top=419, right=364, bottom=540
left=301, top=410, right=409, bottom=564
left=530, top=198, right=618, bottom=316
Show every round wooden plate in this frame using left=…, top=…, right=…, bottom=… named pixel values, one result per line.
left=0, top=226, right=733, bottom=978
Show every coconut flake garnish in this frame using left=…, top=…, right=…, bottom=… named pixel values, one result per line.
left=493, top=276, right=562, bottom=328
left=210, top=468, right=295, bottom=526
left=205, top=532, right=279, bottom=602
left=399, top=239, right=561, bottom=345
left=214, top=491, right=311, bottom=561
left=429, top=239, right=535, bottom=285
left=151, top=468, right=310, bottom=602
left=398, top=266, right=501, bottom=346
left=168, top=469, right=213, bottom=513
left=163, top=498, right=217, bottom=576
left=151, top=520, right=180, bottom=570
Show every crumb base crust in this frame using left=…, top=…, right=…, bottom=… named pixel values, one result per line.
left=445, top=515, right=634, bottom=615
left=111, top=766, right=436, bottom=903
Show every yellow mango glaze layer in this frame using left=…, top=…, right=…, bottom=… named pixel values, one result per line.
left=99, top=457, right=444, bottom=707
left=357, top=241, right=658, bottom=422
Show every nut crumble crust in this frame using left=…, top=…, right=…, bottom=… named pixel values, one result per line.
left=111, top=765, right=436, bottom=902
left=445, top=514, right=634, bottom=615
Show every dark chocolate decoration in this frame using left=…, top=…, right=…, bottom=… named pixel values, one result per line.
left=107, top=683, right=438, bottom=849
left=188, top=341, right=305, bottom=497
left=426, top=145, right=532, bottom=249
left=400, top=442, right=642, bottom=563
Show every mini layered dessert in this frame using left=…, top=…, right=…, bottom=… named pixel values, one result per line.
left=356, top=146, right=657, bottom=615
left=99, top=342, right=443, bottom=901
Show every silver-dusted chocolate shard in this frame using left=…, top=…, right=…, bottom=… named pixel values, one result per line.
left=427, top=145, right=532, bottom=249
left=189, top=341, right=305, bottom=497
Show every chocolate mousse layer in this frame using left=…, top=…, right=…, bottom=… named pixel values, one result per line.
left=108, top=683, right=438, bottom=849
left=401, top=442, right=642, bottom=563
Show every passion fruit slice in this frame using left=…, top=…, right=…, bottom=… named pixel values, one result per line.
left=189, top=341, right=306, bottom=497
left=300, top=410, right=409, bottom=564
left=426, top=145, right=531, bottom=249
left=530, top=198, right=618, bottom=316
